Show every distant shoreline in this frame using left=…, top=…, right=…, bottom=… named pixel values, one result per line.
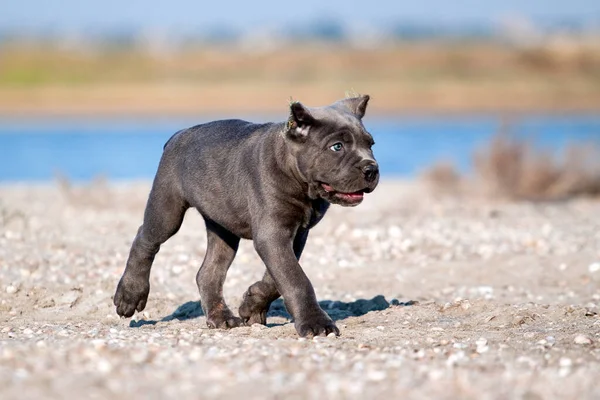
left=1, top=44, right=599, bottom=117
left=1, top=84, right=599, bottom=118
left=2, top=107, right=600, bottom=119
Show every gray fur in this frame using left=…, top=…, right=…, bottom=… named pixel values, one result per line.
left=114, top=95, right=379, bottom=337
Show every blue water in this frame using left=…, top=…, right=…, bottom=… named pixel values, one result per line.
left=0, top=115, right=599, bottom=182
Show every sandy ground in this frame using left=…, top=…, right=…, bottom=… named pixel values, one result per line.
left=1, top=180, right=600, bottom=399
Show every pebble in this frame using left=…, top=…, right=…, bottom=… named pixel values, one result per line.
left=176, top=254, right=189, bottom=263
left=559, top=357, right=572, bottom=368
left=388, top=226, right=402, bottom=238
left=6, top=285, right=17, bottom=294
left=446, top=351, right=465, bottom=367
left=588, top=263, right=600, bottom=273
left=558, top=263, right=568, bottom=271
left=91, top=339, right=106, bottom=350
left=475, top=286, right=494, bottom=299
left=558, top=357, right=572, bottom=377
left=131, top=349, right=150, bottom=364
left=475, top=338, right=489, bottom=353
left=97, top=359, right=113, bottom=374
left=573, top=334, right=592, bottom=345
left=171, top=265, right=184, bottom=275
left=367, top=370, right=387, bottom=381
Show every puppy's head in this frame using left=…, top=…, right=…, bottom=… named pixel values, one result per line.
left=284, top=94, right=379, bottom=206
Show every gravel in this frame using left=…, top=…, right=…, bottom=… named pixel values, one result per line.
left=1, top=180, right=600, bottom=399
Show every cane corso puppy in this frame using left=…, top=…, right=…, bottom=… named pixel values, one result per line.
left=114, top=95, right=379, bottom=337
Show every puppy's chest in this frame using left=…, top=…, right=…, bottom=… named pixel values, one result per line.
left=302, top=199, right=330, bottom=229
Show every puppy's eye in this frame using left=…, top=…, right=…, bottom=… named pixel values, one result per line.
left=329, top=142, right=344, bottom=152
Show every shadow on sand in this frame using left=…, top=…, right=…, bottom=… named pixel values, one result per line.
left=129, top=300, right=206, bottom=328
left=129, top=295, right=416, bottom=328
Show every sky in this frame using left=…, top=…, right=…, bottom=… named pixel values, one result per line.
left=1, top=0, right=600, bottom=33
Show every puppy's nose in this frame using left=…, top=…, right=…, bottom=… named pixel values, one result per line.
left=363, top=164, right=379, bottom=182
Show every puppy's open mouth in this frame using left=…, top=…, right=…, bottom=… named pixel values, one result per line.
left=321, top=183, right=366, bottom=204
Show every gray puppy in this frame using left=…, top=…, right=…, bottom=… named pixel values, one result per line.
left=114, top=95, right=379, bottom=337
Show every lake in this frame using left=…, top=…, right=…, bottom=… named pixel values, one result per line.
left=0, top=115, right=599, bottom=182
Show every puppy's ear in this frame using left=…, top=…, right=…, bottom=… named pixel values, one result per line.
left=287, top=101, right=316, bottom=140
left=338, top=94, right=370, bottom=119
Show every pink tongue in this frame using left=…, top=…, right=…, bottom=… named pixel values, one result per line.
left=322, top=183, right=364, bottom=200
left=342, top=192, right=364, bottom=200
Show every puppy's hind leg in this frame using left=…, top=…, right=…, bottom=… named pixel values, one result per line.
left=197, top=219, right=244, bottom=329
left=114, top=177, right=188, bottom=318
left=239, top=228, right=308, bottom=325
left=238, top=271, right=279, bottom=325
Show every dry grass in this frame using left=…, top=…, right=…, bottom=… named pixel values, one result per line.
left=421, top=161, right=463, bottom=195
left=55, top=173, right=114, bottom=208
left=0, top=202, right=28, bottom=229
left=2, top=42, right=598, bottom=86
left=474, top=131, right=600, bottom=200
left=423, top=127, right=600, bottom=200
left=0, top=42, right=599, bottom=114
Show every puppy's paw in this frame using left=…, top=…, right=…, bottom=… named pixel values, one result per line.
left=206, top=308, right=246, bottom=330
left=113, top=276, right=150, bottom=318
left=238, top=291, right=269, bottom=325
left=295, top=313, right=339, bottom=338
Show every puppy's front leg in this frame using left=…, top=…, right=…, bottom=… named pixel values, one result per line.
left=253, top=224, right=339, bottom=337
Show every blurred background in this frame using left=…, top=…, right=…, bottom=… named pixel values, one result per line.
left=1, top=0, right=599, bottom=198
